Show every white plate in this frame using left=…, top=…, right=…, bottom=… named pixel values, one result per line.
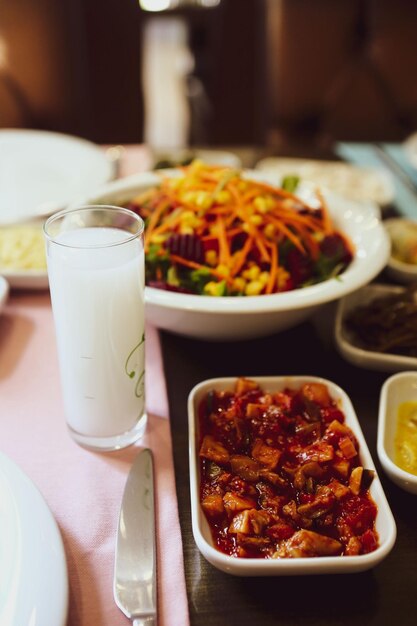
left=335, top=284, right=417, bottom=372
left=188, top=376, right=396, bottom=576
left=0, top=276, right=9, bottom=310
left=255, top=157, right=394, bottom=207
left=0, top=129, right=113, bottom=225
left=0, top=453, right=68, bottom=626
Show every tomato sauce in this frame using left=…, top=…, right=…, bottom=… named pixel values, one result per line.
left=198, top=378, right=379, bottom=559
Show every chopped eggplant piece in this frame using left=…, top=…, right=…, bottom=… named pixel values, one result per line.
left=327, top=479, right=350, bottom=500
left=199, top=435, right=230, bottom=464
left=223, top=491, right=257, bottom=515
left=258, top=469, right=287, bottom=488
left=293, top=461, right=324, bottom=490
left=345, top=536, right=362, bottom=556
left=301, top=383, right=332, bottom=407
left=349, top=467, right=375, bottom=495
left=297, top=489, right=335, bottom=519
left=252, top=439, right=282, bottom=470
left=237, top=535, right=271, bottom=549
left=201, top=493, right=224, bottom=517
left=229, top=510, right=252, bottom=534
left=207, top=461, right=223, bottom=479
left=339, top=436, right=357, bottom=460
left=235, top=377, right=259, bottom=396
left=275, top=529, right=342, bottom=558
left=230, top=455, right=261, bottom=482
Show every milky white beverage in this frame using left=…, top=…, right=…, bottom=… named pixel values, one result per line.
left=45, top=209, right=146, bottom=450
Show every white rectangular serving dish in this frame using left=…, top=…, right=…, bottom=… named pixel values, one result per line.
left=188, top=375, right=396, bottom=576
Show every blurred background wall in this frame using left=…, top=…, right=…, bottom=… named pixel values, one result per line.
left=0, top=0, right=143, bottom=142
left=0, top=0, right=416, bottom=148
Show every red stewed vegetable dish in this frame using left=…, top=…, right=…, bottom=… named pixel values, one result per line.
left=199, top=378, right=378, bottom=559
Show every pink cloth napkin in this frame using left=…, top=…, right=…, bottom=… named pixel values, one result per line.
left=0, top=292, right=189, bottom=626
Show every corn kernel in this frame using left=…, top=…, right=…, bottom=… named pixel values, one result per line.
left=204, top=281, right=226, bottom=297
left=243, top=265, right=260, bottom=280
left=195, top=191, right=212, bottom=210
left=205, top=250, right=218, bottom=266
left=181, top=191, right=193, bottom=204
left=266, top=196, right=276, bottom=209
left=204, top=281, right=219, bottom=296
left=216, top=264, right=230, bottom=277
left=276, top=267, right=291, bottom=289
left=245, top=280, right=264, bottom=296
left=263, top=223, right=276, bottom=239
left=254, top=196, right=268, bottom=212
left=259, top=271, right=270, bottom=285
left=179, top=209, right=195, bottom=223
left=150, top=233, right=168, bottom=244
left=232, top=277, right=246, bottom=292
left=249, top=214, right=262, bottom=226
left=179, top=225, right=194, bottom=235
left=215, top=190, right=231, bottom=204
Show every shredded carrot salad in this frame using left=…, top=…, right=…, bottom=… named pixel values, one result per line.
left=127, top=161, right=354, bottom=297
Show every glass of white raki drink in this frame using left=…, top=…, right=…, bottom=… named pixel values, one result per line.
left=44, top=205, right=146, bottom=451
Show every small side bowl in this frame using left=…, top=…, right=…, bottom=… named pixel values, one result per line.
left=335, top=283, right=417, bottom=373
left=384, top=218, right=417, bottom=284
left=188, top=375, right=396, bottom=576
left=377, top=371, right=417, bottom=494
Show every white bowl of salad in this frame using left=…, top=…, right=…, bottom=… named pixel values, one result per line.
left=82, top=162, right=390, bottom=340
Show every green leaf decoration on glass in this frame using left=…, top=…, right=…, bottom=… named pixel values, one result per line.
left=125, top=332, right=146, bottom=398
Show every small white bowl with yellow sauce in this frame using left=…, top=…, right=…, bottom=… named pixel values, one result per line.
left=378, top=371, right=417, bottom=494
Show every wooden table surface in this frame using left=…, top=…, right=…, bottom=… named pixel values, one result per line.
left=161, top=286, right=416, bottom=626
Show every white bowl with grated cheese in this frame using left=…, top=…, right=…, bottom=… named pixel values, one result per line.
left=0, top=224, right=48, bottom=289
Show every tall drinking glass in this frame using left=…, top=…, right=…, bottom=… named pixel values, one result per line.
left=44, top=205, right=146, bottom=451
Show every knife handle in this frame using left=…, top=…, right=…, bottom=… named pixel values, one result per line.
left=133, top=618, right=156, bottom=626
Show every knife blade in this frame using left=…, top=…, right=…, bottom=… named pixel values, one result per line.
left=114, top=448, right=157, bottom=626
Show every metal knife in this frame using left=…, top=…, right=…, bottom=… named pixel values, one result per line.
left=114, top=448, right=157, bottom=626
